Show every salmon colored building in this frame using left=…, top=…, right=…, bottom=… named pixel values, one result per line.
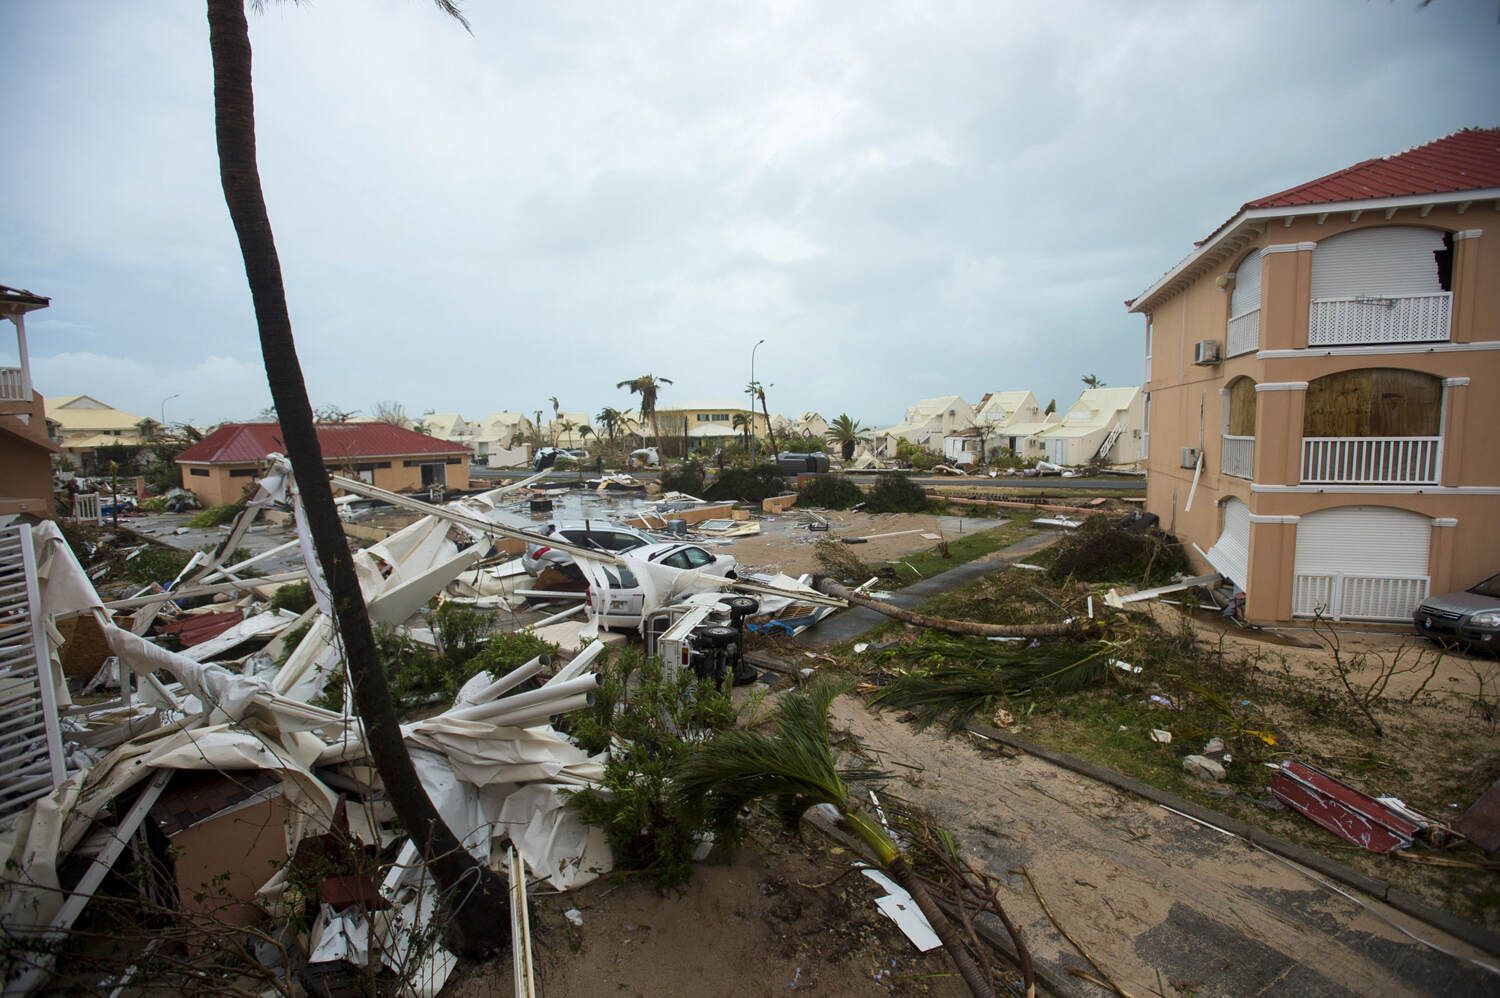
left=1126, top=128, right=1500, bottom=625
left=0, top=286, right=59, bottom=521
left=176, top=421, right=470, bottom=506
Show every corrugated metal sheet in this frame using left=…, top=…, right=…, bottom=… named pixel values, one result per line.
left=1203, top=498, right=1250, bottom=589
left=1251, top=128, right=1500, bottom=208
left=1310, top=226, right=1446, bottom=300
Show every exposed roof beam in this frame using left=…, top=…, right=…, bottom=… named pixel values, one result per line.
left=1384, top=207, right=1398, bottom=220
left=1350, top=210, right=1362, bottom=222
left=1419, top=204, right=1434, bottom=217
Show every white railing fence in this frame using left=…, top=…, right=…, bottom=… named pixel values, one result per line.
left=0, top=524, right=67, bottom=829
left=1226, top=309, right=1260, bottom=358
left=1309, top=292, right=1451, bottom=347
left=1221, top=435, right=1254, bottom=480
left=0, top=366, right=25, bottom=402
left=1300, top=436, right=1440, bottom=485
left=1293, top=573, right=1429, bottom=622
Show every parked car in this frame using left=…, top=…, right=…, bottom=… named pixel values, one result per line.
left=631, top=541, right=738, bottom=579
left=521, top=520, right=656, bottom=577
left=1414, top=572, right=1500, bottom=652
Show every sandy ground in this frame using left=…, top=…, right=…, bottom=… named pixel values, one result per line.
left=442, top=828, right=972, bottom=998
left=826, top=695, right=1498, bottom=998
left=721, top=510, right=1003, bottom=578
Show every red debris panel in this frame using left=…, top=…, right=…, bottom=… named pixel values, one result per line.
left=1271, top=760, right=1420, bottom=853
left=1456, top=778, right=1500, bottom=854
left=154, top=609, right=244, bottom=648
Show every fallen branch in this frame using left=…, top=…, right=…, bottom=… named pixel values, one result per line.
left=813, top=577, right=1085, bottom=638
left=1018, top=866, right=1137, bottom=998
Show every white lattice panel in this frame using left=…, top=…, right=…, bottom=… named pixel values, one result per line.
left=0, top=524, right=65, bottom=828
left=1308, top=293, right=1451, bottom=346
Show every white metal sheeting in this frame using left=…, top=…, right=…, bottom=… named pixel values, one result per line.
left=1202, top=497, right=1250, bottom=590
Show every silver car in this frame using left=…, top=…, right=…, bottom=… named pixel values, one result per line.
left=1414, top=572, right=1500, bottom=652
left=521, top=520, right=656, bottom=578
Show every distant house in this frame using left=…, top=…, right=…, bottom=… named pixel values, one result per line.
left=1, top=286, right=60, bottom=521
left=873, top=395, right=977, bottom=457
left=44, top=394, right=154, bottom=465
left=1037, top=387, right=1145, bottom=467
left=972, top=390, right=1057, bottom=460
left=655, top=400, right=767, bottom=451
left=175, top=421, right=469, bottom=506
left=544, top=412, right=593, bottom=449
left=422, top=412, right=468, bottom=441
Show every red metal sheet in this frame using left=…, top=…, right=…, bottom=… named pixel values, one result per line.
left=1271, top=762, right=1416, bottom=853
left=154, top=609, right=244, bottom=647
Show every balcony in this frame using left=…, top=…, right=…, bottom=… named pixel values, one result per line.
left=1301, top=436, right=1441, bottom=485
left=1308, top=292, right=1451, bottom=347
left=1292, top=574, right=1429, bottom=622
left=1221, top=435, right=1254, bottom=479
left=1225, top=309, right=1259, bottom=358
left=0, top=366, right=26, bottom=402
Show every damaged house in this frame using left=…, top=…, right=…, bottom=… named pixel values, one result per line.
left=1, top=286, right=59, bottom=521
left=1126, top=127, right=1500, bottom=624
left=175, top=421, right=471, bottom=505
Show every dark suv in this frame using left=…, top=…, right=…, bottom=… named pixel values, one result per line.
left=1414, top=572, right=1500, bottom=652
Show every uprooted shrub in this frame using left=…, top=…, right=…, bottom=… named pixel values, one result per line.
left=561, top=648, right=737, bottom=886
left=1045, top=516, right=1189, bottom=586
left=186, top=500, right=246, bottom=528
left=703, top=463, right=785, bottom=504
left=861, top=472, right=928, bottom=514
left=813, top=537, right=876, bottom=582
left=797, top=474, right=863, bottom=510
left=377, top=621, right=555, bottom=711
left=659, top=459, right=707, bottom=496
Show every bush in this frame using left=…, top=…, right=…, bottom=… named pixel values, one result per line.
left=122, top=546, right=194, bottom=585
left=703, top=463, right=785, bottom=503
left=268, top=580, right=315, bottom=614
left=660, top=459, right=706, bottom=496
left=378, top=620, right=556, bottom=711
left=894, top=439, right=943, bottom=471
left=187, top=501, right=245, bottom=528
left=561, top=648, right=736, bottom=886
left=796, top=475, right=863, bottom=510
left=1046, top=517, right=1189, bottom=586
left=862, top=472, right=928, bottom=514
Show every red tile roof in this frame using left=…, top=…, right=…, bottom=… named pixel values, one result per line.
left=1248, top=127, right=1500, bottom=209
left=176, top=421, right=468, bottom=464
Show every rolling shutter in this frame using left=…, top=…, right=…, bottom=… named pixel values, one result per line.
left=1310, top=227, right=1445, bottom=300
left=1292, top=506, right=1430, bottom=620
left=1203, top=498, right=1250, bottom=589
left=1230, top=250, right=1262, bottom=317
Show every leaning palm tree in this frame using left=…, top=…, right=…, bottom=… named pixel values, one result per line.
left=675, top=679, right=996, bottom=998
left=205, top=0, right=505, bottom=956
left=617, top=374, right=672, bottom=448
left=746, top=381, right=778, bottom=459
left=824, top=413, right=868, bottom=462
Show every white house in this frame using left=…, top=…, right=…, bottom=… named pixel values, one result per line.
left=971, top=390, right=1058, bottom=459
left=874, top=395, right=977, bottom=457
left=1038, top=387, right=1145, bottom=467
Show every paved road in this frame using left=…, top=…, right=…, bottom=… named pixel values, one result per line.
left=469, top=466, right=1144, bottom=492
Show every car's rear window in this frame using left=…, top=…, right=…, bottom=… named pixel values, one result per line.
left=1470, top=573, right=1500, bottom=599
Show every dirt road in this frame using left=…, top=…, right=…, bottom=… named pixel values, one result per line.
left=830, top=696, right=1499, bottom=998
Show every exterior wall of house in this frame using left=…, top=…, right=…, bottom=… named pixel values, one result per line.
left=1137, top=205, right=1499, bottom=624
left=656, top=407, right=767, bottom=436
left=0, top=421, right=56, bottom=520
left=180, top=452, right=471, bottom=506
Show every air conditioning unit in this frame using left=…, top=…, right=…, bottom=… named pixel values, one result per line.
left=1180, top=447, right=1201, bottom=469
left=1193, top=340, right=1222, bottom=365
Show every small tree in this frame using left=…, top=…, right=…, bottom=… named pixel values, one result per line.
left=1081, top=374, right=1106, bottom=389
left=824, top=413, right=868, bottom=462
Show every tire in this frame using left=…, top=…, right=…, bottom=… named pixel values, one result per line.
left=697, top=626, right=738, bottom=648
left=722, top=596, right=759, bottom=619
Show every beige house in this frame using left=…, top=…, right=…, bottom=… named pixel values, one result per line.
left=1126, top=127, right=1500, bottom=625
left=973, top=390, right=1058, bottom=459
left=424, top=411, right=535, bottom=468
left=1037, top=387, right=1145, bottom=467
left=873, top=395, right=977, bottom=458
left=176, top=421, right=469, bottom=506
left=44, top=394, right=153, bottom=464
left=1, top=286, right=59, bottom=521
left=655, top=400, right=768, bottom=449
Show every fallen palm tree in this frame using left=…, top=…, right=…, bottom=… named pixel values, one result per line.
left=869, top=640, right=1111, bottom=733
left=674, top=678, right=1014, bottom=998
left=813, top=576, right=1087, bottom=638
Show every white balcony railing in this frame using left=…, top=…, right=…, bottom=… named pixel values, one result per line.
left=1293, top=574, right=1429, bottom=622
left=1301, top=436, right=1441, bottom=485
left=1308, top=292, right=1451, bottom=347
left=1226, top=309, right=1260, bottom=357
left=1221, top=435, right=1254, bottom=479
left=0, top=366, right=26, bottom=402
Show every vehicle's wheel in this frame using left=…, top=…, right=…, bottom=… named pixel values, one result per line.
left=723, top=596, right=759, bottom=619
left=697, top=626, right=738, bottom=648
left=724, top=570, right=738, bottom=581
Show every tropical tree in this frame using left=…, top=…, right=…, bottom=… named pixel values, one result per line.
left=205, top=0, right=506, bottom=956
left=617, top=374, right=672, bottom=447
left=1081, top=374, right=1106, bottom=389
left=596, top=406, right=624, bottom=446
left=675, top=679, right=998, bottom=998
left=824, top=413, right=868, bottom=462
left=1044, top=398, right=1056, bottom=415
left=731, top=411, right=753, bottom=451
left=548, top=395, right=562, bottom=444
left=746, top=381, right=778, bottom=458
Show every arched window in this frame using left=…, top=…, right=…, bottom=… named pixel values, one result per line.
left=1303, top=369, right=1441, bottom=437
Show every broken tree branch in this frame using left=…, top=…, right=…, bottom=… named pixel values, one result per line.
left=813, top=577, right=1086, bottom=638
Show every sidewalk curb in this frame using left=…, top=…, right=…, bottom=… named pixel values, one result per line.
left=964, top=722, right=1500, bottom=960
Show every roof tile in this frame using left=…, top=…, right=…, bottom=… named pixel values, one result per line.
left=176, top=421, right=468, bottom=464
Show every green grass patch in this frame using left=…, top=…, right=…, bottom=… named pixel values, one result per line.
left=883, top=516, right=1039, bottom=587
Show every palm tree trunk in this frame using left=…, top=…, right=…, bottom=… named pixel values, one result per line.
left=886, top=855, right=996, bottom=998
left=759, top=395, right=778, bottom=459
left=207, top=0, right=506, bottom=957
left=814, top=577, right=1083, bottom=638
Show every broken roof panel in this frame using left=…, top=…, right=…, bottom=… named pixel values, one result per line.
left=176, top=421, right=469, bottom=464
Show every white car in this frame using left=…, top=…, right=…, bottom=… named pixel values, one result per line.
left=631, top=542, right=738, bottom=579
left=583, top=544, right=739, bottom=630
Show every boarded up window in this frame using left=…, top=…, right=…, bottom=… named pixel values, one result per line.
left=1226, top=378, right=1257, bottom=436
left=1303, top=368, right=1441, bottom=437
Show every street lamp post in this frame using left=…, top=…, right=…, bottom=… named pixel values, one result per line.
left=160, top=393, right=181, bottom=434
left=749, top=337, right=765, bottom=462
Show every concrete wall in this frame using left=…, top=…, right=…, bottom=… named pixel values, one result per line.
left=1137, top=206, right=1499, bottom=622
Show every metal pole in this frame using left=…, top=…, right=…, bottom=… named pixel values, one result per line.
left=160, top=392, right=180, bottom=430
left=749, top=337, right=765, bottom=462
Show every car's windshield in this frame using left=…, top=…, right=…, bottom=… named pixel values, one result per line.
left=1469, top=573, right=1500, bottom=599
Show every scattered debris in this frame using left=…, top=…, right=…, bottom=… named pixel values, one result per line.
left=1271, top=760, right=1420, bottom=853
left=1149, top=729, right=1172, bottom=744
left=1183, top=755, right=1226, bottom=782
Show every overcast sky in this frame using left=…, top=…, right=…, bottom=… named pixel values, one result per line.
left=3, top=1, right=1498, bottom=432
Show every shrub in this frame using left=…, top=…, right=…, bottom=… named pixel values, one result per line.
left=187, top=501, right=245, bottom=528
left=894, top=439, right=943, bottom=471
left=122, top=546, right=194, bottom=585
left=660, top=459, right=707, bottom=496
left=561, top=648, right=736, bottom=886
left=862, top=472, right=928, bottom=514
left=703, top=463, right=785, bottom=503
left=268, top=580, right=315, bottom=614
left=1046, top=516, right=1189, bottom=586
left=796, top=475, right=862, bottom=510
